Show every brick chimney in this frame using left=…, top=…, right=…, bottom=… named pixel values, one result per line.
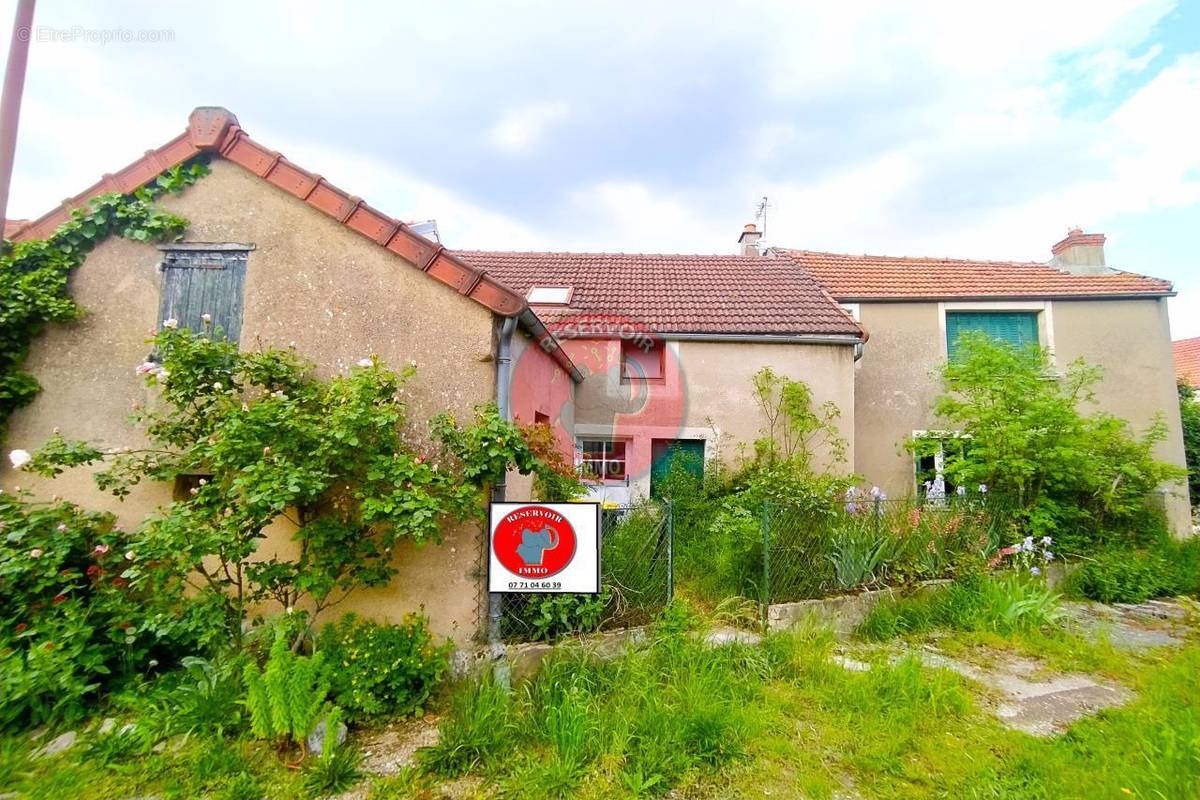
left=1050, top=227, right=1108, bottom=275
left=738, top=222, right=762, bottom=256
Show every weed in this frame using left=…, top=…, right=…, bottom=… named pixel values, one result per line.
left=302, top=745, right=361, bottom=796
left=419, top=678, right=514, bottom=776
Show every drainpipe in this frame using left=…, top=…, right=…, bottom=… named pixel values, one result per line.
left=488, top=315, right=518, bottom=688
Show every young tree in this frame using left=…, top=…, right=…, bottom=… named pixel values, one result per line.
left=929, top=333, right=1184, bottom=544
left=26, top=327, right=552, bottom=642
left=1180, top=381, right=1200, bottom=507
left=751, top=366, right=846, bottom=470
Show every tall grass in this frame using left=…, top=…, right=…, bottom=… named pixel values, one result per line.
left=420, top=610, right=787, bottom=797
left=858, top=572, right=1064, bottom=640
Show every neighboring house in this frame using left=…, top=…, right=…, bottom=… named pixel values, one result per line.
left=460, top=226, right=1189, bottom=533
left=455, top=250, right=865, bottom=503
left=1175, top=337, right=1200, bottom=387
left=0, top=108, right=583, bottom=644
left=770, top=228, right=1190, bottom=533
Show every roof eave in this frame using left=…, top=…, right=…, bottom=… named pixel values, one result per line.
left=828, top=292, right=1176, bottom=302
left=9, top=107, right=532, bottom=322
left=517, top=308, right=584, bottom=383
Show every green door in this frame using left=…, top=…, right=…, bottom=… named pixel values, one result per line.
left=650, top=439, right=705, bottom=499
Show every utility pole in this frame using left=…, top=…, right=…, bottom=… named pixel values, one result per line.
left=0, top=0, right=36, bottom=234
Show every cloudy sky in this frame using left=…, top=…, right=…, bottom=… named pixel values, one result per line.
left=4, top=1, right=1199, bottom=335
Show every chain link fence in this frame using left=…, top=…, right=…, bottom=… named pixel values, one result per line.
left=492, top=503, right=674, bottom=642
left=761, top=495, right=1012, bottom=606
left=488, top=494, right=1016, bottom=641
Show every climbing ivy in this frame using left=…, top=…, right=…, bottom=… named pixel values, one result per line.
left=0, top=158, right=210, bottom=439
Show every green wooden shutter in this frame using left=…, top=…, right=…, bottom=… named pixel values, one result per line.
left=158, top=247, right=248, bottom=342
left=946, top=311, right=1038, bottom=362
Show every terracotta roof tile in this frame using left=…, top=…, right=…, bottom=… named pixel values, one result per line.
left=4, top=107, right=582, bottom=380
left=1175, top=337, right=1200, bottom=386
left=452, top=250, right=864, bottom=338
left=777, top=248, right=1174, bottom=300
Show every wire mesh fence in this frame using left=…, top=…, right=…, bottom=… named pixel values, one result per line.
left=490, top=493, right=1017, bottom=641
left=493, top=503, right=673, bottom=642
left=761, top=494, right=1013, bottom=605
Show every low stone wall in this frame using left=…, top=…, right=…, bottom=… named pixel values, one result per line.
left=767, top=581, right=950, bottom=638
left=458, top=562, right=1078, bottom=679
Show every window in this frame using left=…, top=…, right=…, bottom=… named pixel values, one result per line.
left=533, top=411, right=550, bottom=425
left=158, top=244, right=251, bottom=340
left=913, top=433, right=970, bottom=500
left=527, top=286, right=573, bottom=305
left=621, top=338, right=664, bottom=381
left=579, top=439, right=626, bottom=481
left=945, top=311, right=1038, bottom=362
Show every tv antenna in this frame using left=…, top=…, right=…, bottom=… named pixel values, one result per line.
left=754, top=196, right=772, bottom=238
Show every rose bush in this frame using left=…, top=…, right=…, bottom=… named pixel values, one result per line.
left=0, top=492, right=212, bottom=729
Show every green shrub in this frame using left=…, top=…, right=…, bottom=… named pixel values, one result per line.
left=0, top=492, right=215, bottom=730
left=1069, top=537, right=1200, bottom=603
left=316, top=613, right=449, bottom=721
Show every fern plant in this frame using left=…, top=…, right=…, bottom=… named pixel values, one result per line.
left=243, top=631, right=329, bottom=755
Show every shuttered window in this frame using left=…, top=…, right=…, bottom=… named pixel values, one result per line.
left=157, top=245, right=250, bottom=341
left=945, top=311, right=1038, bottom=362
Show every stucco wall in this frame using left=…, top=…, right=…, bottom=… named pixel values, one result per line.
left=1, top=159, right=498, bottom=643
left=567, top=337, right=856, bottom=498
left=506, top=329, right=578, bottom=501
left=852, top=298, right=1190, bottom=533
left=1051, top=298, right=1189, bottom=532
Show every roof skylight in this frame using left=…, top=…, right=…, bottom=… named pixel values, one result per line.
left=527, top=286, right=573, bottom=305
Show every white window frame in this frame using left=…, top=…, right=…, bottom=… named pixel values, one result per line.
left=938, top=300, right=1055, bottom=367
left=577, top=438, right=628, bottom=484
left=527, top=286, right=574, bottom=305
left=911, top=429, right=972, bottom=497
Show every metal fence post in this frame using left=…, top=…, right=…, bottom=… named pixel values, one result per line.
left=665, top=499, right=674, bottom=603
left=760, top=501, right=771, bottom=630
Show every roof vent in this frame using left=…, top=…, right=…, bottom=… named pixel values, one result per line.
left=527, top=286, right=573, bottom=305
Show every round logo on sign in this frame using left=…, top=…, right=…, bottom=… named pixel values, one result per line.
left=493, top=505, right=577, bottom=579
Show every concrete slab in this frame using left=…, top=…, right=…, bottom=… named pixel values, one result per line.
left=918, top=649, right=1131, bottom=736
left=704, top=626, right=763, bottom=647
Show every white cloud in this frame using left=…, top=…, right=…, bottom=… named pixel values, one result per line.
left=487, top=101, right=570, bottom=156
left=258, top=133, right=549, bottom=250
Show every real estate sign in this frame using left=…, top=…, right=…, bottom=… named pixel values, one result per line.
left=488, top=502, right=600, bottom=593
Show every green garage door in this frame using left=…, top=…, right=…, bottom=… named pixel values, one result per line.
left=945, top=311, right=1038, bottom=362
left=650, top=439, right=705, bottom=499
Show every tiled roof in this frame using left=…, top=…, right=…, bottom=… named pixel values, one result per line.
left=777, top=248, right=1175, bottom=300
left=1175, top=337, right=1200, bottom=387
left=3, top=107, right=580, bottom=380
left=452, top=250, right=864, bottom=338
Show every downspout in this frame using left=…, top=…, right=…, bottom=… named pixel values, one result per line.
left=488, top=315, right=518, bottom=687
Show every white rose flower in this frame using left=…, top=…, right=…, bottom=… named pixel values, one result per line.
left=162, top=318, right=179, bottom=330
left=357, top=358, right=373, bottom=368
left=124, top=550, right=136, bottom=561
left=8, top=449, right=32, bottom=469
left=201, top=313, right=212, bottom=324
